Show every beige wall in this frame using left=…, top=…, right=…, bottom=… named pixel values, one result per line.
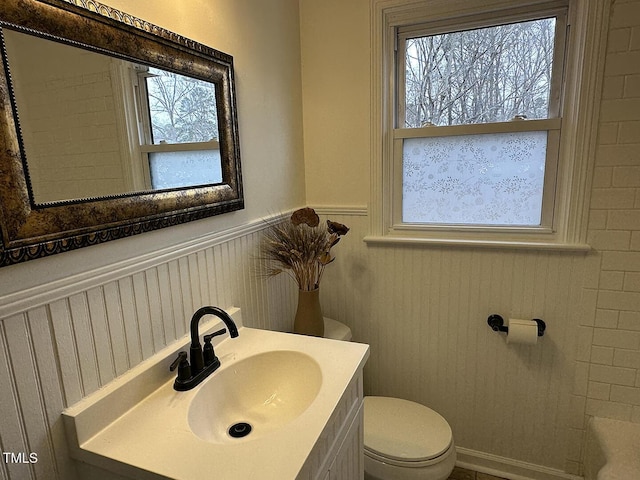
left=301, top=0, right=640, bottom=476
left=299, top=0, right=370, bottom=206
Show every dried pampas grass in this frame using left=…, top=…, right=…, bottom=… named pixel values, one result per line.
left=261, top=208, right=349, bottom=291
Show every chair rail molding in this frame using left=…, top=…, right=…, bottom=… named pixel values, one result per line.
left=0, top=212, right=290, bottom=320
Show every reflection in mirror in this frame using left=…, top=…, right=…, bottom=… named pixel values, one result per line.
left=4, top=28, right=222, bottom=204
left=142, top=66, right=222, bottom=190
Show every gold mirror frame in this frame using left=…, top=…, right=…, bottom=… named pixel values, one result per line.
left=0, top=0, right=243, bottom=267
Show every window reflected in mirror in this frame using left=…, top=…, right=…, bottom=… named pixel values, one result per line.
left=138, top=66, right=222, bottom=190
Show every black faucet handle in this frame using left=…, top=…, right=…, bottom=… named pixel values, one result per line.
left=204, top=328, right=227, bottom=343
left=169, top=351, right=191, bottom=382
left=203, top=328, right=227, bottom=366
left=170, top=351, right=188, bottom=371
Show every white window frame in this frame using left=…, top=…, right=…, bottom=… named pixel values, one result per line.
left=135, top=67, right=221, bottom=190
left=366, top=0, right=611, bottom=251
left=111, top=62, right=221, bottom=191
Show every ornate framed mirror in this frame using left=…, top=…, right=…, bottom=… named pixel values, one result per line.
left=0, top=0, right=243, bottom=267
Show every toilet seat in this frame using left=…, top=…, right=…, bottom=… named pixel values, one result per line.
left=364, top=396, right=453, bottom=467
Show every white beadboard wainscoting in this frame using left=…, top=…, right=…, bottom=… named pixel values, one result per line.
left=0, top=216, right=297, bottom=480
left=0, top=206, right=593, bottom=480
left=316, top=208, right=587, bottom=479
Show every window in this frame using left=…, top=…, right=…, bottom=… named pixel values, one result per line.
left=368, top=0, right=609, bottom=250
left=399, top=17, right=563, bottom=227
left=135, top=66, right=222, bottom=190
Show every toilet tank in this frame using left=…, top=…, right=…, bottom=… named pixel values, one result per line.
left=323, top=317, right=352, bottom=341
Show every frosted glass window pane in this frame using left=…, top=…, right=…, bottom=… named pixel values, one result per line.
left=149, top=150, right=222, bottom=189
left=402, top=131, right=547, bottom=226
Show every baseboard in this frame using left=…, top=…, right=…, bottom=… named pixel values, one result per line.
left=456, top=447, right=583, bottom=480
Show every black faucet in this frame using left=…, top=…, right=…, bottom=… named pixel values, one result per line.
left=170, top=306, right=239, bottom=391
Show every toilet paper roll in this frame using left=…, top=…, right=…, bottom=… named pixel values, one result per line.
left=506, top=319, right=538, bottom=345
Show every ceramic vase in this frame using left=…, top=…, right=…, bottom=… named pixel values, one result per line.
left=293, top=288, right=324, bottom=337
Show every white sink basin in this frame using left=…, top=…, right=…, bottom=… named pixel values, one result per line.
left=188, top=350, right=322, bottom=443
left=62, top=308, right=369, bottom=480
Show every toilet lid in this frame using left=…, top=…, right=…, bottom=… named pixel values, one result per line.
left=363, top=396, right=452, bottom=462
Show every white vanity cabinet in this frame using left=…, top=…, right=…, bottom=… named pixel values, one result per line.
left=299, top=371, right=365, bottom=480
left=327, top=405, right=364, bottom=479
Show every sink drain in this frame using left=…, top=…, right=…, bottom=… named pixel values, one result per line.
left=228, top=422, right=252, bottom=438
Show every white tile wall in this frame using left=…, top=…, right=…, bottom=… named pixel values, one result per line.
left=7, top=31, right=129, bottom=202
left=580, top=0, right=640, bottom=429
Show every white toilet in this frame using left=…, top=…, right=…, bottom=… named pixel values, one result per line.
left=324, top=318, right=457, bottom=480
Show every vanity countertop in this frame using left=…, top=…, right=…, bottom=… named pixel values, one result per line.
left=63, top=309, right=369, bottom=480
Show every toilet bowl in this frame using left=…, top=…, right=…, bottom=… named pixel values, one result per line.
left=363, top=396, right=456, bottom=480
left=323, top=318, right=456, bottom=480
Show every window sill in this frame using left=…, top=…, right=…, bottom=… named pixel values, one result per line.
left=363, top=234, right=591, bottom=253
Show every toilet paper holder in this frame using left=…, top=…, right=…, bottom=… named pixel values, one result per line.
left=487, top=314, right=546, bottom=337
